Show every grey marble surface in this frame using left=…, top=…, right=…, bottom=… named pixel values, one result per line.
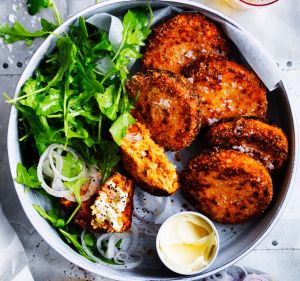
left=0, top=1, right=300, bottom=281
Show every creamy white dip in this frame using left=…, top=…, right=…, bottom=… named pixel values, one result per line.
left=156, top=212, right=218, bottom=275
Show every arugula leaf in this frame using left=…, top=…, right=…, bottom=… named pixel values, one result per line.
left=96, top=84, right=122, bottom=121
left=64, top=177, right=88, bottom=224
left=96, top=85, right=114, bottom=113
left=36, top=88, right=63, bottom=116
left=109, top=112, right=136, bottom=145
left=66, top=119, right=90, bottom=141
left=59, top=229, right=94, bottom=261
left=33, top=196, right=98, bottom=262
left=105, top=7, right=152, bottom=143
left=91, top=32, right=113, bottom=52
left=27, top=0, right=62, bottom=26
left=60, top=229, right=121, bottom=264
left=33, top=174, right=87, bottom=227
left=64, top=177, right=88, bottom=203
left=27, top=0, right=51, bottom=15
left=0, top=17, right=57, bottom=45
left=123, top=9, right=152, bottom=45
left=76, top=64, right=104, bottom=94
left=104, top=86, right=122, bottom=121
left=0, top=21, right=49, bottom=45
left=19, top=79, right=43, bottom=109
left=61, top=152, right=85, bottom=178
left=46, top=37, right=77, bottom=90
left=70, top=17, right=88, bottom=49
left=83, top=232, right=96, bottom=248
left=13, top=102, right=65, bottom=154
left=33, top=204, right=65, bottom=227
left=40, top=18, right=58, bottom=32
left=115, top=238, right=122, bottom=250
left=113, top=8, right=152, bottom=63
left=16, top=163, right=40, bottom=189
left=98, top=140, right=120, bottom=182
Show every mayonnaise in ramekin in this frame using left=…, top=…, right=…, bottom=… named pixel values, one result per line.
left=156, top=211, right=219, bottom=275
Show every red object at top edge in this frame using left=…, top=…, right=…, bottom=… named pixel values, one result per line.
left=240, top=0, right=279, bottom=6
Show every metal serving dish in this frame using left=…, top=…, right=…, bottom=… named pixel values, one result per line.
left=7, top=0, right=297, bottom=280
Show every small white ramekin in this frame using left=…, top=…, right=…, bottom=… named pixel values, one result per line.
left=156, top=211, right=220, bottom=275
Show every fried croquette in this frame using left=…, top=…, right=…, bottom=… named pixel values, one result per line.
left=90, top=172, right=134, bottom=233
left=126, top=69, right=201, bottom=151
left=205, top=117, right=288, bottom=172
left=143, top=13, right=229, bottom=73
left=121, top=122, right=179, bottom=196
left=182, top=54, right=267, bottom=127
left=62, top=172, right=134, bottom=233
left=181, top=149, right=273, bottom=224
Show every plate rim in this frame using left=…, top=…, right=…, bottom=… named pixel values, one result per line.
left=6, top=0, right=298, bottom=280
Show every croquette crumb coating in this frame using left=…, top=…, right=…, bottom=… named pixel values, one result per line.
left=121, top=122, right=179, bottom=196
left=181, top=149, right=273, bottom=224
left=126, top=69, right=201, bottom=151
left=206, top=117, right=289, bottom=172
left=143, top=13, right=229, bottom=73
left=182, top=54, right=267, bottom=127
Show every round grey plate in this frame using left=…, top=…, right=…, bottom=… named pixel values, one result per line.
left=7, top=0, right=297, bottom=280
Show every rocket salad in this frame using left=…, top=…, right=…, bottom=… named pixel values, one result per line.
left=7, top=6, right=153, bottom=266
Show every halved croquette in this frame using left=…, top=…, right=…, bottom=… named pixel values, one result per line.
left=121, top=122, right=179, bottom=196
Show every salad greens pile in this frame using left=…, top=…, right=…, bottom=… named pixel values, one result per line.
left=7, top=6, right=153, bottom=262
left=9, top=7, right=152, bottom=171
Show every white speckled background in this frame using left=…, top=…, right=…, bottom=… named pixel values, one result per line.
left=0, top=0, right=300, bottom=280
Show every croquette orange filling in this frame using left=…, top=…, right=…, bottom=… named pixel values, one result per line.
left=121, top=122, right=179, bottom=196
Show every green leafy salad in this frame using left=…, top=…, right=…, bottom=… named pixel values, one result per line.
left=6, top=6, right=153, bottom=266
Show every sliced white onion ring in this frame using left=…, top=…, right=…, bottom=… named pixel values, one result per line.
left=106, top=235, right=116, bottom=259
left=42, top=158, right=54, bottom=178
left=63, top=168, right=101, bottom=202
left=127, top=223, right=139, bottom=253
left=114, top=251, right=129, bottom=264
left=51, top=176, right=67, bottom=191
left=49, top=150, right=63, bottom=173
left=96, top=233, right=112, bottom=259
left=38, top=143, right=100, bottom=202
left=80, top=168, right=102, bottom=202
left=48, top=144, right=87, bottom=182
left=81, top=230, right=144, bottom=269
left=37, top=145, right=73, bottom=198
